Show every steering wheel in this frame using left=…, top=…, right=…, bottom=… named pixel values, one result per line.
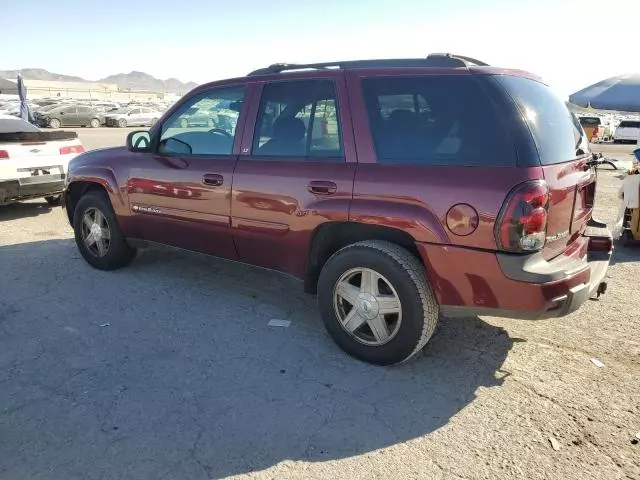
left=208, top=128, right=232, bottom=138
left=134, top=136, right=150, bottom=149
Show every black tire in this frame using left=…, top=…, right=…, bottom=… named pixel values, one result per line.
left=73, top=190, right=136, bottom=270
left=44, top=195, right=61, bottom=206
left=317, top=240, right=438, bottom=365
left=117, top=118, right=127, bottom=128
left=90, top=118, right=100, bottom=128
left=49, top=118, right=61, bottom=129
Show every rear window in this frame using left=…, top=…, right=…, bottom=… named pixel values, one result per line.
left=579, top=116, right=601, bottom=126
left=618, top=121, right=640, bottom=128
left=496, top=75, right=582, bottom=165
left=361, top=76, right=514, bottom=166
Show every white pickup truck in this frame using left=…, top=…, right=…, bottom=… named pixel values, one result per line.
left=0, top=115, right=85, bottom=206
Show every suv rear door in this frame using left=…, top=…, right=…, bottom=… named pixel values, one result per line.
left=494, top=75, right=596, bottom=259
left=231, top=74, right=356, bottom=278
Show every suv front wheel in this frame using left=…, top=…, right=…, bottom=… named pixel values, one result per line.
left=318, top=240, right=438, bottom=365
left=73, top=191, right=136, bottom=270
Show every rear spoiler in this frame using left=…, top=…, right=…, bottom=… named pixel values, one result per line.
left=0, top=131, right=78, bottom=143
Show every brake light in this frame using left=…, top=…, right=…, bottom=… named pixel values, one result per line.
left=496, top=180, right=550, bottom=252
left=0, top=150, right=8, bottom=159
left=59, top=145, right=85, bottom=155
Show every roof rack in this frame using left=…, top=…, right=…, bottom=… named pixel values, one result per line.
left=247, top=53, right=489, bottom=76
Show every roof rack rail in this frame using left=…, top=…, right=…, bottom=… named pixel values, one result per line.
left=247, top=54, right=489, bottom=76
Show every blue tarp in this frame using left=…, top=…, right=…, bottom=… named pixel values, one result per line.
left=569, top=74, right=640, bottom=112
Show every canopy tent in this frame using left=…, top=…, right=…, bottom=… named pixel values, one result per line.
left=570, top=74, right=640, bottom=112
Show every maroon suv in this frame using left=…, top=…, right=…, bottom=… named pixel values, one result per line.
left=63, top=54, right=612, bottom=365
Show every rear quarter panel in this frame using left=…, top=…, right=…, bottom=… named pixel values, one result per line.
left=350, top=165, right=542, bottom=249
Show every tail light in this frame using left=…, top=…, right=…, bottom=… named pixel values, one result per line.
left=60, top=145, right=85, bottom=155
left=0, top=150, right=8, bottom=159
left=495, top=180, right=549, bottom=252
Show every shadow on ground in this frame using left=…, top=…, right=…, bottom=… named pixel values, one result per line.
left=0, top=240, right=513, bottom=480
left=0, top=200, right=52, bottom=221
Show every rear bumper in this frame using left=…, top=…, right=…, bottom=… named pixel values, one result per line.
left=0, top=175, right=65, bottom=205
left=418, top=226, right=612, bottom=320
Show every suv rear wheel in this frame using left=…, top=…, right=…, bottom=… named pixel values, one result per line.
left=73, top=191, right=136, bottom=270
left=318, top=240, right=438, bottom=365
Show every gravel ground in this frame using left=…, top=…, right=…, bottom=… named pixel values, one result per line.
left=0, top=134, right=638, bottom=480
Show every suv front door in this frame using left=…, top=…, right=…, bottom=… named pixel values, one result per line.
left=125, top=85, right=248, bottom=259
left=231, top=75, right=356, bottom=278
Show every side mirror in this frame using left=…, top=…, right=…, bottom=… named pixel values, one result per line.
left=126, top=130, right=151, bottom=152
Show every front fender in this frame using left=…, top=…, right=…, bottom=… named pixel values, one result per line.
left=68, top=165, right=126, bottom=214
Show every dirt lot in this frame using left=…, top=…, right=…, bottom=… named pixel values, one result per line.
left=0, top=134, right=639, bottom=480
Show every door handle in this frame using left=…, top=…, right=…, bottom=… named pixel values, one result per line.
left=308, top=180, right=337, bottom=195
left=202, top=174, right=224, bottom=186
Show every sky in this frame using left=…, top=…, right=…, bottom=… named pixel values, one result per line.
left=4, top=0, right=639, bottom=99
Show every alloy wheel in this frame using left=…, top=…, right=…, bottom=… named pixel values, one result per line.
left=333, top=267, right=402, bottom=346
left=81, top=207, right=111, bottom=257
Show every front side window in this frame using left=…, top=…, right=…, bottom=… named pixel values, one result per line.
left=251, top=80, right=343, bottom=160
left=159, top=86, right=244, bottom=156
left=362, top=76, right=514, bottom=166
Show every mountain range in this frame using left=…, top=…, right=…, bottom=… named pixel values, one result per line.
left=0, top=68, right=198, bottom=94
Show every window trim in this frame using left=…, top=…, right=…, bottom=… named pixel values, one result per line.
left=154, top=84, right=246, bottom=158
left=247, top=78, right=345, bottom=162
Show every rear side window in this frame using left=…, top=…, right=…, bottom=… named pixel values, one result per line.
left=496, top=76, right=582, bottom=165
left=362, top=76, right=514, bottom=166
left=251, top=80, right=343, bottom=160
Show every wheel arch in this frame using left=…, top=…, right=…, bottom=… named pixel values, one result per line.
left=304, top=221, right=422, bottom=294
left=65, top=173, right=124, bottom=226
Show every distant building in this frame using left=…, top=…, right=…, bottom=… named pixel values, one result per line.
left=0, top=78, right=18, bottom=95
left=0, top=78, right=170, bottom=101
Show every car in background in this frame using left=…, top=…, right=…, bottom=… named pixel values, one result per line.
left=176, top=105, right=238, bottom=130
left=578, top=116, right=602, bottom=142
left=64, top=54, right=612, bottom=365
left=36, top=105, right=105, bottom=129
left=0, top=114, right=85, bottom=205
left=613, top=120, right=640, bottom=144
left=104, top=107, right=162, bottom=128
left=0, top=101, right=36, bottom=116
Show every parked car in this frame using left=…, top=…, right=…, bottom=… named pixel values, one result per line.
left=104, top=107, right=161, bottom=128
left=0, top=114, right=85, bottom=205
left=63, top=54, right=612, bottom=365
left=613, top=120, right=640, bottom=144
left=578, top=116, right=603, bottom=142
left=37, top=105, right=105, bottom=129
left=177, top=105, right=239, bottom=129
